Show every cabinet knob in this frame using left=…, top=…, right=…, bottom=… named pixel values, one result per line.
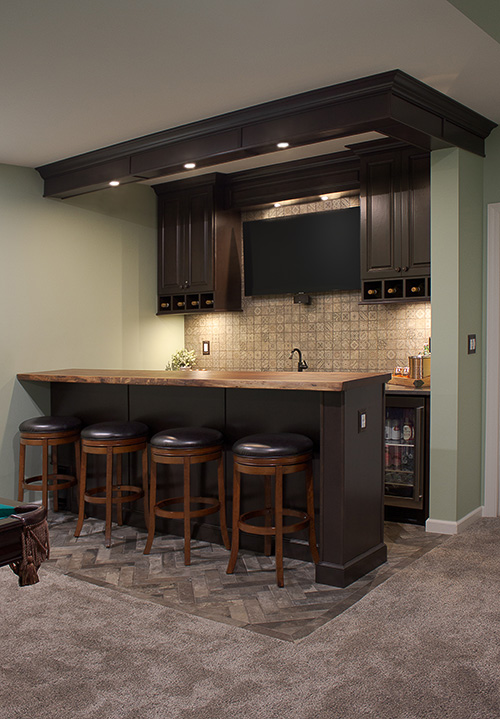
left=402, top=266, right=409, bottom=272
left=394, top=266, right=401, bottom=273
left=184, top=280, right=190, bottom=288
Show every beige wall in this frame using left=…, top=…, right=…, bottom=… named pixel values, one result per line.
left=185, top=198, right=431, bottom=372
left=0, top=164, right=184, bottom=499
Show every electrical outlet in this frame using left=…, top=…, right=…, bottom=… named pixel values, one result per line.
left=358, top=410, right=367, bottom=432
left=468, top=334, right=476, bottom=354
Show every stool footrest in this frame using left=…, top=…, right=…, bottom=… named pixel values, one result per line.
left=239, top=508, right=310, bottom=536
left=154, top=495, right=220, bottom=520
left=84, top=484, right=144, bottom=505
left=22, top=474, right=77, bottom=492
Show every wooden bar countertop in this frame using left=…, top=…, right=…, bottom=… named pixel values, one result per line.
left=17, top=368, right=391, bottom=392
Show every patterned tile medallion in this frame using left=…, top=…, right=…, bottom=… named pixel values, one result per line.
left=45, top=513, right=447, bottom=642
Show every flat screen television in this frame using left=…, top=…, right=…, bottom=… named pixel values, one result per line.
left=243, top=207, right=361, bottom=296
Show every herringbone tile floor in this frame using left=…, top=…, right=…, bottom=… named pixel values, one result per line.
left=45, top=512, right=447, bottom=641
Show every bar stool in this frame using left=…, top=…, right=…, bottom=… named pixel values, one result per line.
left=18, top=415, right=82, bottom=511
left=226, top=432, right=319, bottom=587
left=144, top=427, right=230, bottom=565
left=74, top=421, right=149, bottom=547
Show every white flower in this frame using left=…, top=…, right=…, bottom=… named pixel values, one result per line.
left=166, top=348, right=197, bottom=370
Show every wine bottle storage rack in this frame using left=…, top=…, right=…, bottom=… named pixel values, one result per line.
left=158, top=292, right=215, bottom=315
left=361, top=277, right=430, bottom=303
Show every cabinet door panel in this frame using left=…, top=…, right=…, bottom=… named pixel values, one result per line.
left=361, top=154, right=401, bottom=277
left=158, top=196, right=184, bottom=293
left=187, top=190, right=214, bottom=292
left=404, top=152, right=430, bottom=274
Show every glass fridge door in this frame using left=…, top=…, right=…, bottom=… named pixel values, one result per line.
left=384, top=404, right=424, bottom=508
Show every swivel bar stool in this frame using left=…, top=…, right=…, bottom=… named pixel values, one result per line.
left=74, top=421, right=149, bottom=548
left=226, top=432, right=319, bottom=587
left=18, top=415, right=82, bottom=511
left=144, top=427, right=230, bottom=565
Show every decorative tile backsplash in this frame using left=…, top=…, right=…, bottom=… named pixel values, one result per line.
left=184, top=197, right=431, bottom=373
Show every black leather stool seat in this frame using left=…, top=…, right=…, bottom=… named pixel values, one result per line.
left=19, top=416, right=82, bottom=434
left=150, top=427, right=223, bottom=450
left=232, top=433, right=313, bottom=458
left=81, top=421, right=149, bottom=441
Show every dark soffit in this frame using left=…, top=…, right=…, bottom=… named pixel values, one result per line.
left=36, top=69, right=497, bottom=199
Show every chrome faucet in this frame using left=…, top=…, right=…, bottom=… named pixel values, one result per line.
left=289, top=348, right=308, bottom=372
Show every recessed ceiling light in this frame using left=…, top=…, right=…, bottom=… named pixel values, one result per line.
left=184, top=162, right=196, bottom=169
left=320, top=195, right=329, bottom=201
left=109, top=180, right=120, bottom=187
left=277, top=142, right=289, bottom=149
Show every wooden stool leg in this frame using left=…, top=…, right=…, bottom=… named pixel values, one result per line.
left=51, top=445, right=59, bottom=512
left=306, top=462, right=320, bottom=564
left=183, top=456, right=191, bottom=565
left=142, top=446, right=149, bottom=527
left=74, top=438, right=81, bottom=485
left=226, top=466, right=241, bottom=574
left=116, top=453, right=123, bottom=526
left=41, top=438, right=49, bottom=510
left=74, top=450, right=87, bottom=538
left=18, top=442, right=26, bottom=502
left=144, top=456, right=157, bottom=555
left=275, top=466, right=284, bottom=587
left=217, top=453, right=230, bottom=550
left=105, top=447, right=113, bottom=548
left=264, top=475, right=272, bottom=557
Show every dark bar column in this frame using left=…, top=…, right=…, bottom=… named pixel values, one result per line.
left=316, top=382, right=387, bottom=587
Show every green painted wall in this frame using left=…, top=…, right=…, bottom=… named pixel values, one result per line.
left=0, top=165, right=184, bottom=499
left=429, top=148, right=483, bottom=522
left=446, top=0, right=500, bottom=43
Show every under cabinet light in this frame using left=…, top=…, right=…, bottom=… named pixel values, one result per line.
left=277, top=142, right=289, bottom=149
left=320, top=195, right=329, bottom=201
left=274, top=202, right=282, bottom=208
left=109, top=180, right=120, bottom=187
left=184, top=162, right=196, bottom=169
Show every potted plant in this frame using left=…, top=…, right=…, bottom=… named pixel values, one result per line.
left=166, top=348, right=197, bottom=371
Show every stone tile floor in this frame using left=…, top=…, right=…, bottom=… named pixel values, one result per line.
left=45, top=512, right=448, bottom=642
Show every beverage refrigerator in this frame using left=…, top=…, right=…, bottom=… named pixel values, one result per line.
left=384, top=393, right=430, bottom=525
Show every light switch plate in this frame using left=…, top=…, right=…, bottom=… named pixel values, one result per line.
left=202, top=340, right=210, bottom=355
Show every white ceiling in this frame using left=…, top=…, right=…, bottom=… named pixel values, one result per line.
left=1, top=0, right=499, bottom=169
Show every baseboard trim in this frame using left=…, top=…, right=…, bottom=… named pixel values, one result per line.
left=425, top=506, right=483, bottom=535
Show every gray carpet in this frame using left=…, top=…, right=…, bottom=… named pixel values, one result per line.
left=1, top=519, right=500, bottom=718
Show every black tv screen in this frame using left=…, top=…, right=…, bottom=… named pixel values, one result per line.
left=243, top=207, right=361, bottom=296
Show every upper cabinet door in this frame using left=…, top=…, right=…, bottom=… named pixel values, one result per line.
left=360, top=146, right=430, bottom=282
left=401, top=150, right=430, bottom=276
left=360, top=151, right=401, bottom=278
left=158, top=194, right=184, bottom=294
left=185, top=187, right=214, bottom=292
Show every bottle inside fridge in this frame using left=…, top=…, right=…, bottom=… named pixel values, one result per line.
left=384, top=405, right=420, bottom=501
